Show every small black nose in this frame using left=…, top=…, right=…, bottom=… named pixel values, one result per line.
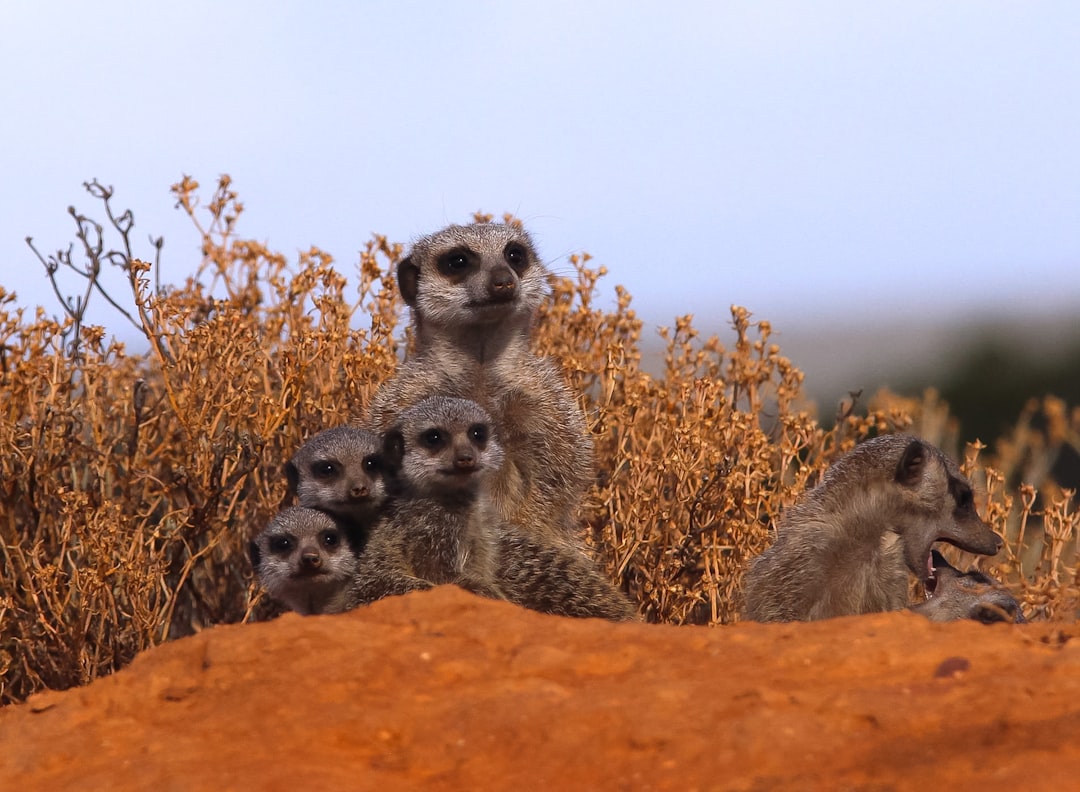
left=454, top=454, right=475, bottom=470
left=300, top=551, right=322, bottom=569
left=349, top=484, right=369, bottom=499
left=487, top=267, right=517, bottom=300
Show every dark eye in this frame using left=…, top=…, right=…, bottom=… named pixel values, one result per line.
left=362, top=455, right=381, bottom=473
left=321, top=531, right=341, bottom=549
left=437, top=248, right=473, bottom=276
left=311, top=460, right=339, bottom=479
left=951, top=480, right=974, bottom=511
left=421, top=429, right=445, bottom=450
left=504, top=243, right=528, bottom=272
left=948, top=477, right=976, bottom=514
left=269, top=535, right=293, bottom=554
left=468, top=424, right=488, bottom=445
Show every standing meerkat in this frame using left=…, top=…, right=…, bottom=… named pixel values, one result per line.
left=355, top=396, right=507, bottom=604
left=366, top=222, right=593, bottom=545
left=284, top=426, right=389, bottom=530
left=249, top=506, right=365, bottom=616
left=742, top=434, right=1003, bottom=622
left=910, top=549, right=1025, bottom=624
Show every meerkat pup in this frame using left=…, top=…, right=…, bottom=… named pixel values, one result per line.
left=249, top=507, right=365, bottom=616
left=910, top=550, right=1025, bottom=624
left=366, top=222, right=593, bottom=545
left=289, top=400, right=631, bottom=618
left=742, top=434, right=1003, bottom=622
left=285, top=426, right=389, bottom=530
left=354, top=396, right=506, bottom=604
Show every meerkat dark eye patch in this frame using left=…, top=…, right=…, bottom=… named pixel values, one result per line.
left=949, top=478, right=975, bottom=512
left=311, top=460, right=340, bottom=479
left=503, top=242, right=529, bottom=272
left=382, top=430, right=406, bottom=469
left=320, top=531, right=341, bottom=549
left=972, top=604, right=1012, bottom=624
left=269, top=535, right=294, bottom=554
left=468, top=424, right=489, bottom=445
left=362, top=455, right=382, bottom=474
left=436, top=248, right=476, bottom=279
left=420, top=429, right=446, bottom=450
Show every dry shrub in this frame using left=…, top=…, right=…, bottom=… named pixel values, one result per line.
left=0, top=177, right=1077, bottom=704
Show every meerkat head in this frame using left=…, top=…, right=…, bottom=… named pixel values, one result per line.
left=395, top=223, right=548, bottom=330
left=382, top=396, right=506, bottom=501
left=915, top=550, right=1025, bottom=624
left=854, top=435, right=1003, bottom=586
left=285, top=426, right=389, bottom=527
left=249, top=507, right=359, bottom=616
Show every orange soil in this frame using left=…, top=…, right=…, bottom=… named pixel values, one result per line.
left=2, top=586, right=1077, bottom=790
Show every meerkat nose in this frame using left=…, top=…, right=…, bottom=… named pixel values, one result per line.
left=487, top=268, right=517, bottom=300
left=349, top=485, right=369, bottom=499
left=454, top=454, right=475, bottom=470
left=300, top=551, right=322, bottom=569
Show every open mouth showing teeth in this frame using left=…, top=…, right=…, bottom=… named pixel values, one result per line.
left=923, top=548, right=948, bottom=599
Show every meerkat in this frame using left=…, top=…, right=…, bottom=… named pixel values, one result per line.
left=355, top=396, right=507, bottom=603
left=291, top=398, right=631, bottom=618
left=910, top=550, right=1025, bottom=624
left=742, top=434, right=1003, bottom=622
left=249, top=506, right=366, bottom=616
left=284, top=426, right=389, bottom=530
left=366, top=222, right=593, bottom=545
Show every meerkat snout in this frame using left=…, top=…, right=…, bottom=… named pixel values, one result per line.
left=452, top=432, right=483, bottom=470
left=488, top=266, right=517, bottom=301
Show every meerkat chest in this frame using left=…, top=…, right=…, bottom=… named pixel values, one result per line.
left=858, top=533, right=910, bottom=609
left=395, top=504, right=471, bottom=581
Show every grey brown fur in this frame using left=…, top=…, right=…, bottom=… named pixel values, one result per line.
left=366, top=222, right=593, bottom=545
left=249, top=506, right=363, bottom=615
left=742, top=434, right=1003, bottom=622
left=355, top=397, right=506, bottom=603
left=910, top=549, right=1025, bottom=624
left=497, top=526, right=637, bottom=621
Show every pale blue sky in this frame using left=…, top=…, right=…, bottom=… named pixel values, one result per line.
left=3, top=2, right=1079, bottom=351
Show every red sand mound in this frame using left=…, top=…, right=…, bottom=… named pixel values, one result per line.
left=2, top=586, right=1078, bottom=790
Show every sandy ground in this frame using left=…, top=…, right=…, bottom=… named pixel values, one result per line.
left=2, top=586, right=1078, bottom=791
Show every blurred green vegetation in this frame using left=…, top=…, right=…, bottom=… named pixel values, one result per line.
left=939, top=339, right=1080, bottom=443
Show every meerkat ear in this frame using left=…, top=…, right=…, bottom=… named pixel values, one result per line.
left=382, top=428, right=406, bottom=469
left=284, top=461, right=300, bottom=498
left=248, top=539, right=262, bottom=569
left=396, top=256, right=419, bottom=306
left=895, top=439, right=927, bottom=486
